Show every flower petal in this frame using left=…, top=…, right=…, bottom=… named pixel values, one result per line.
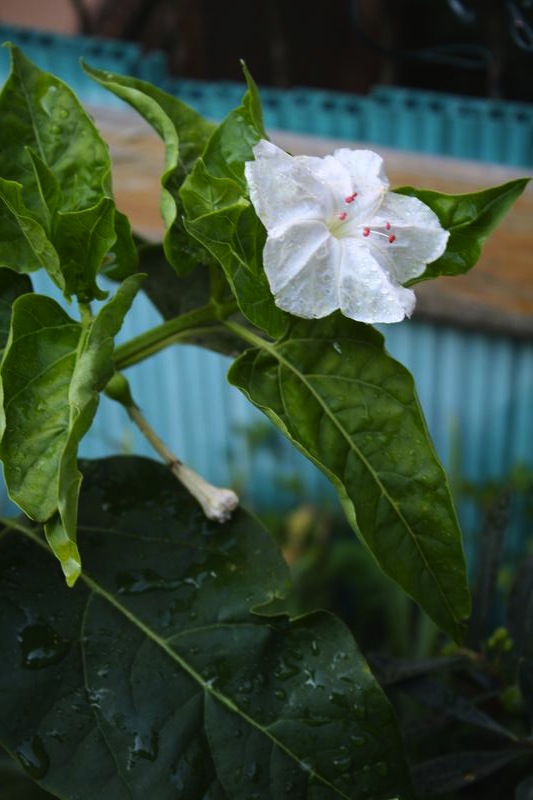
left=333, top=148, right=389, bottom=193
left=263, top=221, right=339, bottom=318
left=245, top=140, right=334, bottom=232
left=337, top=239, right=417, bottom=323
left=371, top=192, right=449, bottom=283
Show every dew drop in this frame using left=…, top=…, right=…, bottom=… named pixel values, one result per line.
left=18, top=622, right=70, bottom=669
left=332, top=341, right=342, bottom=355
left=333, top=753, right=353, bottom=773
left=127, top=730, right=159, bottom=769
left=328, top=690, right=347, bottom=708
left=16, top=736, right=49, bottom=779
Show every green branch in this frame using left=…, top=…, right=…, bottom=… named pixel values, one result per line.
left=113, top=298, right=238, bottom=370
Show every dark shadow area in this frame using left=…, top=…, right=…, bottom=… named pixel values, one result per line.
left=73, top=0, right=533, bottom=100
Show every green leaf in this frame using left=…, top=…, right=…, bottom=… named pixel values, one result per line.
left=0, top=275, right=144, bottom=584
left=0, top=46, right=132, bottom=300
left=0, top=749, right=58, bottom=799
left=0, top=178, right=63, bottom=287
left=52, top=197, right=115, bottom=302
left=180, top=69, right=287, bottom=338
left=395, top=179, right=530, bottom=282
left=228, top=314, right=470, bottom=642
left=0, top=267, right=32, bottom=351
left=101, top=210, right=139, bottom=282
left=83, top=62, right=215, bottom=276
left=0, top=46, right=112, bottom=210
left=0, top=455, right=414, bottom=800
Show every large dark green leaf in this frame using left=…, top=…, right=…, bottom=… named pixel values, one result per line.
left=83, top=62, right=215, bottom=276
left=180, top=69, right=287, bottom=338
left=0, top=749, right=57, bottom=799
left=228, top=314, right=470, bottom=642
left=0, top=46, right=134, bottom=300
left=396, top=179, right=529, bottom=282
left=0, top=456, right=414, bottom=800
left=0, top=275, right=144, bottom=584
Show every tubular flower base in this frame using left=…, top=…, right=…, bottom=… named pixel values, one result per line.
left=245, top=140, right=450, bottom=324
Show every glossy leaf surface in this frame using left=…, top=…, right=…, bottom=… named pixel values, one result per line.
left=84, top=62, right=215, bottom=275
left=0, top=276, right=143, bottom=584
left=180, top=69, right=287, bottom=337
left=0, top=46, right=133, bottom=300
left=396, top=179, right=529, bottom=282
left=228, top=314, right=470, bottom=641
left=0, top=456, right=413, bottom=800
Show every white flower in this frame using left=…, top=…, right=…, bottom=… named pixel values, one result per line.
left=245, top=140, right=449, bottom=324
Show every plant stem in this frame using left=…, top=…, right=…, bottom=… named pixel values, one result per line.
left=224, top=319, right=273, bottom=350
left=113, top=298, right=238, bottom=370
left=128, top=404, right=239, bottom=523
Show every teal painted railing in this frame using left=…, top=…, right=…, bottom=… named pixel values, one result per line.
left=0, top=25, right=531, bottom=556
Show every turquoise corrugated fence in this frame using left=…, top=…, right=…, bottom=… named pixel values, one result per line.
left=0, top=24, right=166, bottom=105
left=0, top=25, right=531, bottom=555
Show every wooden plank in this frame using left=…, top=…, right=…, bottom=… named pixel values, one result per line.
left=92, top=107, right=533, bottom=338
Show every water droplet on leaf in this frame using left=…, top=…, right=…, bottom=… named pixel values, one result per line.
left=16, top=736, right=49, bottom=779
left=18, top=622, right=70, bottom=669
left=127, top=730, right=159, bottom=769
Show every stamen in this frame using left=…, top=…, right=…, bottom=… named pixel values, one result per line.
left=361, top=225, right=397, bottom=244
left=344, top=192, right=358, bottom=203
left=338, top=211, right=347, bottom=221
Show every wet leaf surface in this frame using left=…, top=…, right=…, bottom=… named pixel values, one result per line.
left=0, top=456, right=413, bottom=800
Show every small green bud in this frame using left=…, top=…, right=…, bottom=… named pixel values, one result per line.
left=104, top=372, right=135, bottom=408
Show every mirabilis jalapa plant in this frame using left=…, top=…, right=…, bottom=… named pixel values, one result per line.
left=0, top=45, right=528, bottom=800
